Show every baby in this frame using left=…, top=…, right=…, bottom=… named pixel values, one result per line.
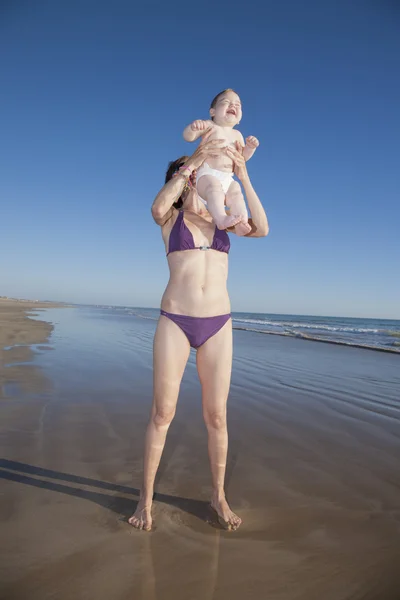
left=183, top=89, right=259, bottom=236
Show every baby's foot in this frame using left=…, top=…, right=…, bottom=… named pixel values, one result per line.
left=128, top=498, right=152, bottom=531
left=215, top=214, right=242, bottom=230
left=234, top=219, right=252, bottom=236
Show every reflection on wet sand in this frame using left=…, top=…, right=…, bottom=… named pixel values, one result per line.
left=1, top=305, right=400, bottom=599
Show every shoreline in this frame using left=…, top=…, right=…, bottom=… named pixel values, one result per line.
left=0, top=298, right=66, bottom=399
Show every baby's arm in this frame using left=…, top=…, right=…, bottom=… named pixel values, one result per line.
left=183, top=119, right=214, bottom=142
left=242, top=135, right=260, bottom=161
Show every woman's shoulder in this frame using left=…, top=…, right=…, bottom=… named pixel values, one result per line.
left=158, top=210, right=179, bottom=253
left=159, top=207, right=180, bottom=238
left=153, top=206, right=179, bottom=228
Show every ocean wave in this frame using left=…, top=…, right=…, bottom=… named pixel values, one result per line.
left=232, top=318, right=284, bottom=327
left=132, top=313, right=158, bottom=321
left=232, top=318, right=379, bottom=334
left=232, top=325, right=400, bottom=354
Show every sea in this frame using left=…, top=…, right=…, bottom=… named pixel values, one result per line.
left=90, top=306, right=400, bottom=354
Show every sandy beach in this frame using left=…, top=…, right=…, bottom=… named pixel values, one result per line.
left=0, top=298, right=64, bottom=400
left=1, top=304, right=400, bottom=600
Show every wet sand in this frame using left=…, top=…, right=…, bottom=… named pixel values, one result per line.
left=1, top=306, right=400, bottom=600
left=0, top=298, right=63, bottom=400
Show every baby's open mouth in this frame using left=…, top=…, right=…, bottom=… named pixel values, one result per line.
left=227, top=108, right=236, bottom=116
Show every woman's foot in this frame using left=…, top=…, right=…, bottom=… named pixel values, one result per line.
left=128, top=497, right=153, bottom=531
left=210, top=492, right=242, bottom=531
left=234, top=219, right=252, bottom=236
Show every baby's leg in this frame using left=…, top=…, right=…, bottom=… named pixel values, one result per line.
left=225, top=181, right=252, bottom=236
left=197, top=175, right=242, bottom=230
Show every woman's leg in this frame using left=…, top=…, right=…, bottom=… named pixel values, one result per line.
left=226, top=181, right=252, bottom=236
left=196, top=318, right=242, bottom=530
left=129, top=315, right=190, bottom=530
left=197, top=175, right=241, bottom=230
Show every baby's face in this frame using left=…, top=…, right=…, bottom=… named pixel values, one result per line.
left=211, top=91, right=242, bottom=126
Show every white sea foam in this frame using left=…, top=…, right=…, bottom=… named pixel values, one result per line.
left=231, top=318, right=379, bottom=334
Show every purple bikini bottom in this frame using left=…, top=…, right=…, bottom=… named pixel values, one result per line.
left=160, top=310, right=231, bottom=349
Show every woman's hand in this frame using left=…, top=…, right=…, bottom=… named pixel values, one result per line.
left=226, top=141, right=249, bottom=182
left=185, top=128, right=226, bottom=171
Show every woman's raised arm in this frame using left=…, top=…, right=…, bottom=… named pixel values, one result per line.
left=226, top=143, right=269, bottom=238
left=151, top=172, right=190, bottom=226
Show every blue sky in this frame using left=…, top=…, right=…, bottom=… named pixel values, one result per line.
left=1, top=0, right=399, bottom=318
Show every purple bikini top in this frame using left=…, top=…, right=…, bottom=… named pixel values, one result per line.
left=167, top=211, right=230, bottom=255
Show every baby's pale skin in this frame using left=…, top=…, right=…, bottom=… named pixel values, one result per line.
left=183, top=90, right=259, bottom=172
left=183, top=91, right=259, bottom=235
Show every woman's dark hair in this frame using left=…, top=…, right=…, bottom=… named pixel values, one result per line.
left=165, top=155, right=189, bottom=209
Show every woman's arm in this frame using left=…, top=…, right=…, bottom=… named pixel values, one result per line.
left=151, top=129, right=226, bottom=226
left=241, top=174, right=269, bottom=237
left=151, top=173, right=189, bottom=226
left=226, top=143, right=269, bottom=238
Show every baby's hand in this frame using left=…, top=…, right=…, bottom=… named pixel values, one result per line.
left=191, top=120, right=209, bottom=132
left=245, top=136, right=260, bottom=149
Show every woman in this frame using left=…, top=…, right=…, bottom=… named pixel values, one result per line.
left=129, top=130, right=269, bottom=531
